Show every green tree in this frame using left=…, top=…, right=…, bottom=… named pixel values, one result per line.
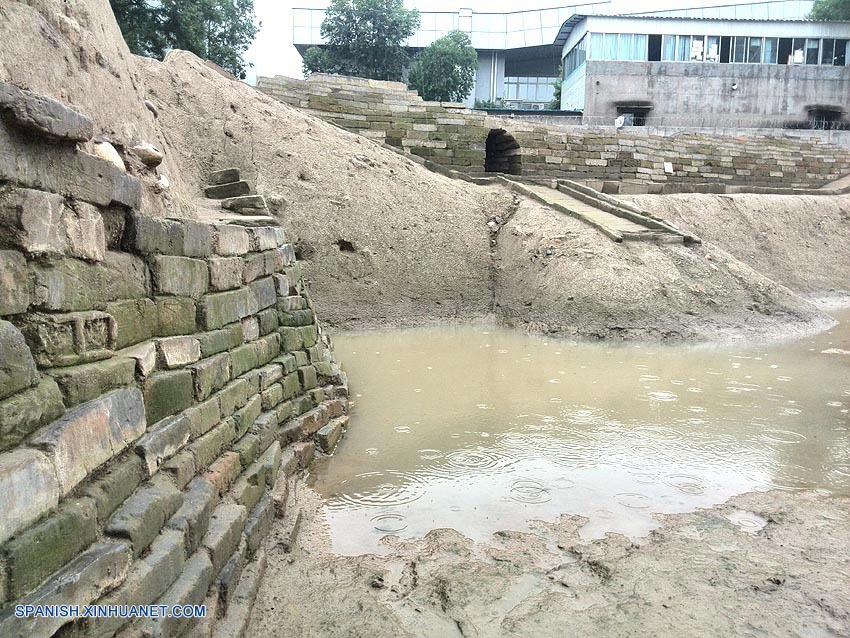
left=810, top=0, right=850, bottom=19
left=110, top=0, right=259, bottom=79
left=547, top=66, right=563, bottom=110
left=408, top=30, right=478, bottom=103
left=302, top=0, right=420, bottom=81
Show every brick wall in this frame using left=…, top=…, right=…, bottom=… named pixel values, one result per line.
left=0, top=86, right=347, bottom=637
left=257, top=74, right=850, bottom=188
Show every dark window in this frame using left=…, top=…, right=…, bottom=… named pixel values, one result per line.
left=778, top=38, right=792, bottom=64
left=648, top=34, right=662, bottom=61
left=806, top=39, right=820, bottom=64
left=810, top=109, right=843, bottom=130
left=822, top=38, right=836, bottom=65
left=720, top=36, right=732, bottom=63
left=617, top=106, right=651, bottom=127
left=835, top=39, right=848, bottom=65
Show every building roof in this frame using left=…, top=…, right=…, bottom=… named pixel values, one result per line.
left=553, top=12, right=850, bottom=48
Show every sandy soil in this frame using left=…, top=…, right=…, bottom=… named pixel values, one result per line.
left=249, top=482, right=850, bottom=638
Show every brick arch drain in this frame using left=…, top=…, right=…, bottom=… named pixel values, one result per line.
left=485, top=129, right=522, bottom=175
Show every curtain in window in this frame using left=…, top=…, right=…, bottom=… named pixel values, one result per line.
left=618, top=33, right=632, bottom=60
left=764, top=38, right=778, bottom=63
left=662, top=35, right=676, bottom=61
left=631, top=34, right=647, bottom=60
left=604, top=33, right=618, bottom=60
left=589, top=32, right=603, bottom=59
left=676, top=35, right=691, bottom=61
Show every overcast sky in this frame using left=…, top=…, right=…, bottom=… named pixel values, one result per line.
left=244, top=0, right=773, bottom=84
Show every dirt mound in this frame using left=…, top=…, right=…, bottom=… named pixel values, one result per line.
left=494, top=198, right=832, bottom=341
left=629, top=192, right=850, bottom=301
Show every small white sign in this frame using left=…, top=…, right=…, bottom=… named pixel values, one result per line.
left=664, top=162, right=674, bottom=174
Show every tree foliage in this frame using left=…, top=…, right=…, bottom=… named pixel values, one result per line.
left=810, top=0, right=850, bottom=20
left=302, top=0, right=420, bottom=81
left=408, top=31, right=478, bottom=103
left=110, top=0, right=259, bottom=79
left=547, top=66, right=563, bottom=110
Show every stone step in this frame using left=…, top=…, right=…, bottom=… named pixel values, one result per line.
left=204, top=181, right=250, bottom=200
left=209, top=168, right=240, bottom=186
left=221, top=194, right=267, bottom=213
left=315, top=416, right=349, bottom=454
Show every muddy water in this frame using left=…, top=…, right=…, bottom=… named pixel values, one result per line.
left=311, top=311, right=850, bottom=555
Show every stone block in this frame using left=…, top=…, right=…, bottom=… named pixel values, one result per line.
left=279, top=309, right=315, bottom=327
left=0, top=449, right=60, bottom=545
left=151, top=255, right=209, bottom=299
left=203, top=451, right=243, bottom=496
left=205, top=181, right=250, bottom=199
left=91, top=531, right=185, bottom=638
left=230, top=343, right=259, bottom=379
left=244, top=493, right=274, bottom=558
left=182, top=221, right=213, bottom=258
left=279, top=327, right=304, bottom=353
left=247, top=227, right=279, bottom=251
left=189, top=419, right=237, bottom=469
left=107, top=299, right=158, bottom=349
left=157, top=336, right=201, bottom=369
left=0, top=320, right=38, bottom=400
left=167, top=476, right=217, bottom=555
left=189, top=353, right=231, bottom=401
left=233, top=395, right=262, bottom=438
left=49, top=356, right=136, bottom=407
left=243, top=251, right=273, bottom=284
left=64, top=201, right=107, bottom=262
left=241, top=316, right=260, bottom=342
left=213, top=225, right=250, bottom=257
left=261, top=383, right=284, bottom=411
left=161, top=450, right=196, bottom=490
left=277, top=295, right=306, bottom=312
left=196, top=328, right=237, bottom=357
left=298, top=365, right=318, bottom=391
left=123, top=214, right=185, bottom=256
left=198, top=287, right=258, bottom=331
left=315, top=416, right=348, bottom=454
left=257, top=308, right=278, bottom=336
left=0, top=82, right=93, bottom=142
left=185, top=397, right=222, bottom=438
left=20, top=311, right=115, bottom=368
left=124, top=342, right=157, bottom=378
left=0, top=377, right=64, bottom=452
left=0, top=541, right=132, bottom=638
left=218, top=379, right=251, bottom=418
left=209, top=168, right=240, bottom=185
left=105, top=475, right=183, bottom=556
left=275, top=353, right=298, bottom=374
left=143, top=370, right=194, bottom=425
left=203, top=503, right=247, bottom=572
left=257, top=364, right=283, bottom=390
left=82, top=453, right=147, bottom=524
left=272, top=273, right=291, bottom=296
left=250, top=276, right=277, bottom=311
left=2, top=497, right=98, bottom=599
left=222, top=194, right=266, bottom=211
left=208, top=256, right=244, bottom=291
left=0, top=250, right=30, bottom=315
left=135, top=414, right=192, bottom=477
left=139, top=551, right=213, bottom=638
left=31, top=388, right=146, bottom=497
left=233, top=434, right=260, bottom=468
left=0, top=124, right=141, bottom=209
left=156, top=296, right=197, bottom=336
left=256, top=333, right=280, bottom=366
left=281, top=372, right=301, bottom=401
left=215, top=540, right=247, bottom=612
left=301, top=325, right=319, bottom=348
left=0, top=188, right=66, bottom=258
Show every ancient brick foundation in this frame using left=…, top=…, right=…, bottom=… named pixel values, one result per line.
left=257, top=74, right=850, bottom=188
left=0, top=85, right=347, bottom=637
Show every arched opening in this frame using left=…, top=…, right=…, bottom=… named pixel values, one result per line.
left=485, top=129, right=522, bottom=175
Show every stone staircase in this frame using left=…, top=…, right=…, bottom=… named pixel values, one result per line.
left=204, top=168, right=271, bottom=219
left=495, top=177, right=699, bottom=244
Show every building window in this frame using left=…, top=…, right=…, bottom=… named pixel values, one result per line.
left=733, top=36, right=747, bottom=62
left=806, top=38, right=821, bottom=64
left=764, top=38, right=779, bottom=64
left=706, top=36, right=721, bottom=62
left=662, top=35, right=676, bottom=60
left=504, top=77, right=556, bottom=103
left=563, top=35, right=587, bottom=77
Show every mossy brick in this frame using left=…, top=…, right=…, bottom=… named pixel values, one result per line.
left=242, top=368, right=262, bottom=397
left=298, top=365, right=318, bottom=391
left=202, top=503, right=247, bottom=573
left=196, top=329, right=234, bottom=357
left=308, top=387, right=325, bottom=405
left=261, top=383, right=284, bottom=411
left=228, top=343, right=257, bottom=380
left=203, top=451, right=243, bottom=496
left=257, top=308, right=279, bottom=336
left=93, top=530, right=185, bottom=638
left=218, top=378, right=251, bottom=418
left=151, top=255, right=209, bottom=300
left=250, top=277, right=277, bottom=310
left=274, top=354, right=298, bottom=374
left=251, top=412, right=278, bottom=452
left=213, top=225, right=250, bottom=257
left=233, top=395, right=262, bottom=438
left=156, top=296, right=196, bottom=336
left=0, top=320, right=38, bottom=400
left=307, top=343, right=325, bottom=363
left=233, top=434, right=261, bottom=468
left=189, top=353, right=232, bottom=401
left=274, top=401, right=293, bottom=425
left=197, top=287, right=258, bottom=330
left=301, top=325, right=319, bottom=348
left=243, top=252, right=273, bottom=284
left=279, top=310, right=315, bottom=327
left=160, top=449, right=197, bottom=491
left=0, top=250, right=30, bottom=315
left=189, top=418, right=237, bottom=469
left=0, top=377, right=65, bottom=452
left=293, top=350, right=309, bottom=367
left=29, top=253, right=150, bottom=312
left=314, top=361, right=338, bottom=380
left=107, top=299, right=158, bottom=349
left=258, top=364, right=283, bottom=390
left=215, top=539, right=247, bottom=612
left=49, top=356, right=135, bottom=408
left=292, top=395, right=314, bottom=416
left=207, top=257, right=243, bottom=291
left=2, top=498, right=97, bottom=599
left=280, top=326, right=305, bottom=353
left=182, top=221, right=213, bottom=258
left=82, top=453, right=147, bottom=524
left=143, top=370, right=193, bottom=425
left=256, top=333, right=280, bottom=366
left=135, top=413, right=192, bottom=477
left=167, top=476, right=217, bottom=555
left=105, top=475, right=183, bottom=556
left=245, top=494, right=275, bottom=558
left=281, top=372, right=301, bottom=401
